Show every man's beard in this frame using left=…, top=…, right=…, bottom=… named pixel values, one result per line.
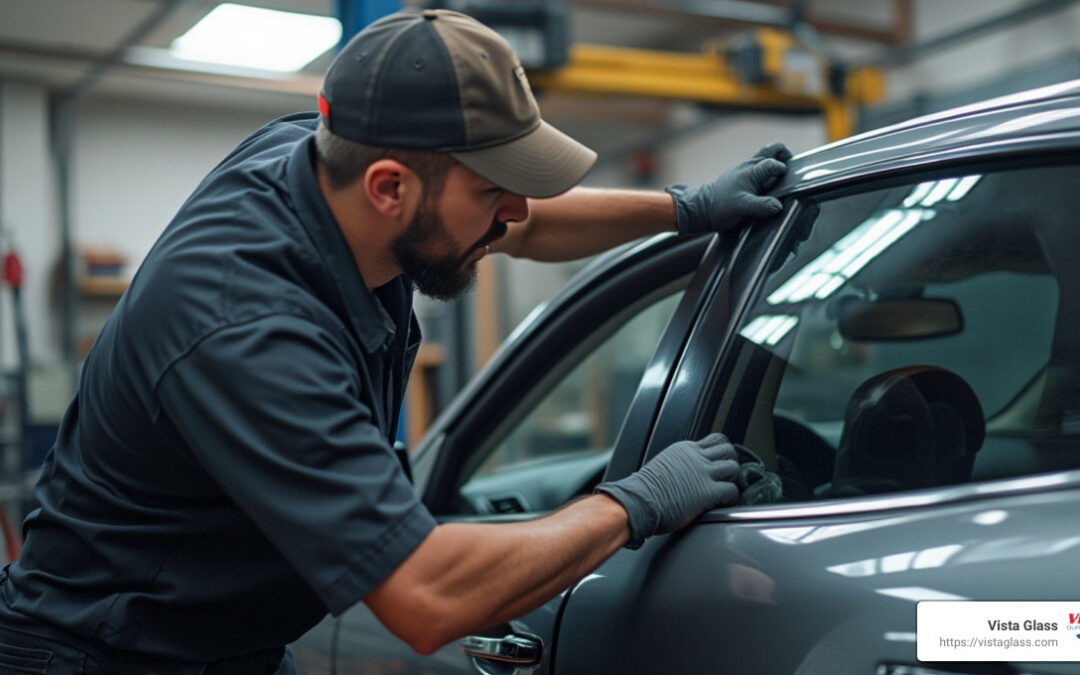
left=390, top=199, right=507, bottom=302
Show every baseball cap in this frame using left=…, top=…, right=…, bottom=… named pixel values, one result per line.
left=319, top=8, right=596, bottom=198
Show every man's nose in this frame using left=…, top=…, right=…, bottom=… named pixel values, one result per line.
left=497, top=192, right=529, bottom=224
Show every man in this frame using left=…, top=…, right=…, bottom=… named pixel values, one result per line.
left=0, top=8, right=790, bottom=674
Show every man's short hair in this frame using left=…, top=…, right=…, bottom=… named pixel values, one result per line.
left=314, top=122, right=457, bottom=197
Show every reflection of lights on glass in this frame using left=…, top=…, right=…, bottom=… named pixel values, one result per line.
left=947, top=175, right=981, bottom=201
left=903, top=175, right=982, bottom=207
left=824, top=211, right=902, bottom=274
left=740, top=315, right=799, bottom=346
left=840, top=210, right=926, bottom=279
left=876, top=587, right=969, bottom=602
left=788, top=274, right=833, bottom=303
left=767, top=317, right=798, bottom=345
left=903, top=181, right=935, bottom=207
left=814, top=275, right=846, bottom=300
left=972, top=510, right=1008, bottom=526
left=920, top=178, right=958, bottom=206
left=767, top=208, right=934, bottom=305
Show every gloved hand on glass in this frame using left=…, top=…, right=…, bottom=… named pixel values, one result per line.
left=595, top=433, right=742, bottom=549
left=666, top=143, right=793, bottom=236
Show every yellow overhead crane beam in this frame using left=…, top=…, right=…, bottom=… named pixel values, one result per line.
left=529, top=29, right=885, bottom=142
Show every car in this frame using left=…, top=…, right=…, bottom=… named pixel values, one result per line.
left=291, top=79, right=1080, bottom=675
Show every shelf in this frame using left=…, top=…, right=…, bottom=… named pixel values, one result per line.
left=78, top=276, right=129, bottom=299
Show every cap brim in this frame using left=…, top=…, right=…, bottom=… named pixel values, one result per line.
left=450, top=120, right=597, bottom=199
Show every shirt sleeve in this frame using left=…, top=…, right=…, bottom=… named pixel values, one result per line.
left=154, top=313, right=437, bottom=615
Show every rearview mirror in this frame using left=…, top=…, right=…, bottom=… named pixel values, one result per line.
left=836, top=297, right=963, bottom=341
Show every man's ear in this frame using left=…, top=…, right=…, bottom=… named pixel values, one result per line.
left=365, top=159, right=416, bottom=219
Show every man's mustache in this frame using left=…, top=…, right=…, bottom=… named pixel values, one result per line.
left=467, top=220, right=509, bottom=256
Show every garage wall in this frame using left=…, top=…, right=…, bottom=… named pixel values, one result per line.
left=655, top=111, right=827, bottom=186
left=889, top=0, right=1080, bottom=104
left=73, top=97, right=294, bottom=278
left=0, top=82, right=57, bottom=369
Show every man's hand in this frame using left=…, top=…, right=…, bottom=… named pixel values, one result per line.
left=666, top=143, right=793, bottom=236
left=595, top=433, right=742, bottom=549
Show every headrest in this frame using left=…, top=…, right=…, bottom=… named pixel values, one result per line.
left=832, top=366, right=985, bottom=496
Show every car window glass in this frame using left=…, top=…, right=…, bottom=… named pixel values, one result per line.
left=714, top=165, right=1080, bottom=503
left=457, top=289, right=684, bottom=513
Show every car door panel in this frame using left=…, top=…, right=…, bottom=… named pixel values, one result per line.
left=554, top=484, right=1080, bottom=675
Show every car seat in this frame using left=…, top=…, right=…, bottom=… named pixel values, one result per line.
left=829, top=366, right=985, bottom=497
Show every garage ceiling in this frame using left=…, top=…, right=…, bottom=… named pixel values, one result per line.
left=0, top=0, right=904, bottom=154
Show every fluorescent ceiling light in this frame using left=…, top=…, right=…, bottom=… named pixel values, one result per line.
left=171, top=3, right=342, bottom=73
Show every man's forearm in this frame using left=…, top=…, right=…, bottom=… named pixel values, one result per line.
left=494, top=187, right=676, bottom=262
left=364, top=493, right=629, bottom=654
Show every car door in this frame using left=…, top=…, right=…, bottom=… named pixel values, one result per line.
left=553, top=158, right=1080, bottom=674
left=291, top=232, right=732, bottom=674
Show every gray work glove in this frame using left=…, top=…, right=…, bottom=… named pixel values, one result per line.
left=595, top=433, right=741, bottom=549
left=665, top=143, right=793, bottom=236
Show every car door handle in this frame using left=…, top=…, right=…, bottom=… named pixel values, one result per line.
left=460, top=634, right=541, bottom=665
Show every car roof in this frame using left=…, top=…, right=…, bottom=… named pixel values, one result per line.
left=778, top=77, right=1080, bottom=196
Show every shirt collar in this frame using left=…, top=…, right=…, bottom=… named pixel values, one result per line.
left=285, top=134, right=398, bottom=352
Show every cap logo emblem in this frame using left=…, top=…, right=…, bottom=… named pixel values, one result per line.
left=513, top=65, right=534, bottom=101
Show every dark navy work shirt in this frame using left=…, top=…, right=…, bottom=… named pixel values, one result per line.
left=2, top=113, right=437, bottom=662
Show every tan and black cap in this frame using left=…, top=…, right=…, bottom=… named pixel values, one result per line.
left=319, top=8, right=596, bottom=198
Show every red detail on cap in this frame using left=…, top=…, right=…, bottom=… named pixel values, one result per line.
left=3, top=251, right=23, bottom=288
left=317, top=92, right=330, bottom=119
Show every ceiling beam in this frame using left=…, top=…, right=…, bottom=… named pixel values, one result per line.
left=571, top=0, right=911, bottom=45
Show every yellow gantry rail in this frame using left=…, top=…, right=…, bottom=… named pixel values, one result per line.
left=529, top=38, right=885, bottom=141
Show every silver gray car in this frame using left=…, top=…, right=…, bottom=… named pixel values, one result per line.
left=293, top=79, right=1080, bottom=675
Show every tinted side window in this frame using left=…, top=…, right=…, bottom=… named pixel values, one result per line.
left=718, top=165, right=1080, bottom=502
